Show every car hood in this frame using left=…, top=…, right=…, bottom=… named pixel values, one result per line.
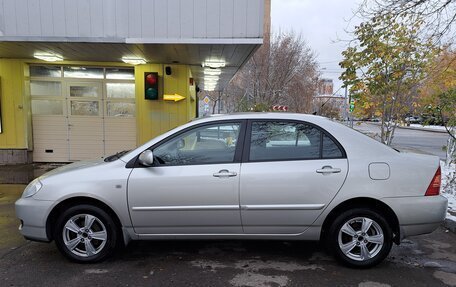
left=39, top=158, right=107, bottom=181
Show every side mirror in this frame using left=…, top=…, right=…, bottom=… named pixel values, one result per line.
left=138, top=150, right=154, bottom=166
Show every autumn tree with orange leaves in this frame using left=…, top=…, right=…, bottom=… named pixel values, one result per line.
left=419, top=48, right=456, bottom=181
left=340, top=14, right=436, bottom=145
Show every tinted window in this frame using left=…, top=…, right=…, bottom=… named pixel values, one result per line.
left=249, top=121, right=321, bottom=161
left=322, top=134, right=343, bottom=158
left=153, top=123, right=241, bottom=165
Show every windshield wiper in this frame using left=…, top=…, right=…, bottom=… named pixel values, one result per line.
left=104, top=150, right=130, bottom=162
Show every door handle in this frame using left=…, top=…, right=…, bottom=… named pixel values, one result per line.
left=316, top=166, right=341, bottom=174
left=213, top=169, right=237, bottom=178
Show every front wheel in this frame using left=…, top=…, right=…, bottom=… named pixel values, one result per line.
left=328, top=208, right=393, bottom=268
left=54, top=204, right=118, bottom=263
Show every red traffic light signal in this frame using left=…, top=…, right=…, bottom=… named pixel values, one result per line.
left=145, top=72, right=159, bottom=100
left=146, top=73, right=157, bottom=85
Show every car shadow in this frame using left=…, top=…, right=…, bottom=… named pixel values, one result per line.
left=113, top=240, right=325, bottom=263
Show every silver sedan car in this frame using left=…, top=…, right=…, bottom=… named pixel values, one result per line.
left=15, top=113, right=447, bottom=268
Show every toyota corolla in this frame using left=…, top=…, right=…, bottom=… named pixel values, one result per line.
left=15, top=113, right=447, bottom=268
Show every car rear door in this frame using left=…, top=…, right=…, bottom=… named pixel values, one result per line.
left=239, top=120, right=348, bottom=234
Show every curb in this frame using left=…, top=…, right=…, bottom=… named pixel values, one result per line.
left=444, top=218, right=456, bottom=233
left=366, top=122, right=448, bottom=134
left=397, top=125, right=448, bottom=134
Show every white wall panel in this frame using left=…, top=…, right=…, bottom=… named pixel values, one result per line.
left=27, top=0, right=42, bottom=36
left=206, top=0, right=220, bottom=38
left=180, top=0, right=194, bottom=38
left=168, top=0, right=180, bottom=38
left=193, top=0, right=207, bottom=38
left=64, top=0, right=78, bottom=37
left=51, top=0, right=66, bottom=36
left=247, top=0, right=261, bottom=37
left=77, top=0, right=92, bottom=37
left=15, top=0, right=29, bottom=36
left=115, top=0, right=128, bottom=37
left=89, top=0, right=104, bottom=37
left=220, top=0, right=234, bottom=38
left=233, top=0, right=247, bottom=38
left=0, top=0, right=3, bottom=34
left=128, top=0, right=142, bottom=38
left=40, top=0, right=53, bottom=35
left=102, top=0, right=117, bottom=38
left=3, top=0, right=17, bottom=35
left=0, top=0, right=264, bottom=41
left=140, top=0, right=155, bottom=38
left=154, top=0, right=167, bottom=39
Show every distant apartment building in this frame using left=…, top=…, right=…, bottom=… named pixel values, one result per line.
left=314, top=79, right=345, bottom=118
left=318, top=79, right=334, bottom=95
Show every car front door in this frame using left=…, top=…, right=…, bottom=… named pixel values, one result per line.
left=127, top=121, right=245, bottom=235
left=240, top=120, right=348, bottom=234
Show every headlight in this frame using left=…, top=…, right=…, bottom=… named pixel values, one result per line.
left=22, top=178, right=43, bottom=198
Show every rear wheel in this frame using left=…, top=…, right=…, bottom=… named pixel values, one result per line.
left=54, top=205, right=118, bottom=263
left=328, top=208, right=393, bottom=268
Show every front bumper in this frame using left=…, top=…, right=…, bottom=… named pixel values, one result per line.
left=382, top=195, right=448, bottom=239
left=15, top=197, right=54, bottom=242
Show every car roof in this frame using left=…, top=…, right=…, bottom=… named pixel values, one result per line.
left=192, top=112, right=328, bottom=123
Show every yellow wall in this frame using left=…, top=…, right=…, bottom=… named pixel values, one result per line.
left=135, top=64, right=196, bottom=145
left=0, top=60, right=196, bottom=150
left=0, top=59, right=27, bottom=149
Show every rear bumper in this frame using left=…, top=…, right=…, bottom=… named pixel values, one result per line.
left=15, top=197, right=53, bottom=242
left=381, top=195, right=448, bottom=239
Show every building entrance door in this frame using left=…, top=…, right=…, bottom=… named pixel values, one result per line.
left=66, top=82, right=104, bottom=161
left=31, top=65, right=136, bottom=162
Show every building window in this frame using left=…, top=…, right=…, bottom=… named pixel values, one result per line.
left=29, top=65, right=136, bottom=118
left=63, top=66, right=104, bottom=79
left=30, top=65, right=62, bottom=78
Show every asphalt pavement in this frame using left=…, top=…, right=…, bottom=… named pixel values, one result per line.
left=1, top=184, right=456, bottom=287
left=353, top=122, right=450, bottom=160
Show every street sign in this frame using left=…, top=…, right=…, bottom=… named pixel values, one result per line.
left=271, top=105, right=289, bottom=112
left=163, top=94, right=186, bottom=102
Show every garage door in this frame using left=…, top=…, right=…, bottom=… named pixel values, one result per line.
left=30, top=65, right=136, bottom=162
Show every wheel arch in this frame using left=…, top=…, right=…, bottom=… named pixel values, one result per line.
left=46, top=196, right=124, bottom=244
left=320, top=197, right=401, bottom=244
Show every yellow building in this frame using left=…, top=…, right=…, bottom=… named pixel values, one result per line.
left=0, top=0, right=264, bottom=163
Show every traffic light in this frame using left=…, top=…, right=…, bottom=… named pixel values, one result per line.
left=349, top=98, right=355, bottom=113
left=145, top=72, right=159, bottom=100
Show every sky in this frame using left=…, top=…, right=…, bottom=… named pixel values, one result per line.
left=271, top=0, right=363, bottom=95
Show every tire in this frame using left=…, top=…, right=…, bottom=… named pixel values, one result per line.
left=54, top=204, right=118, bottom=263
left=327, top=208, right=393, bottom=268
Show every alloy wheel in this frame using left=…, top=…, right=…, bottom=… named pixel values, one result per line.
left=337, top=217, right=384, bottom=261
left=62, top=214, right=108, bottom=257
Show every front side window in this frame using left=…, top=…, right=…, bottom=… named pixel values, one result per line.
left=153, top=122, right=241, bottom=165
left=249, top=121, right=344, bottom=161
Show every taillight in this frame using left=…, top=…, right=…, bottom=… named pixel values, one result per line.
left=425, top=166, right=441, bottom=196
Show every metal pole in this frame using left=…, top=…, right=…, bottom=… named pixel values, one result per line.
left=218, top=91, right=221, bottom=114
left=344, top=86, right=348, bottom=126
left=347, top=87, right=354, bottom=128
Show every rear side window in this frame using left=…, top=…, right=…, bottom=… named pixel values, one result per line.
left=322, top=134, right=343, bottom=158
left=249, top=121, right=321, bottom=161
left=249, top=121, right=344, bottom=161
